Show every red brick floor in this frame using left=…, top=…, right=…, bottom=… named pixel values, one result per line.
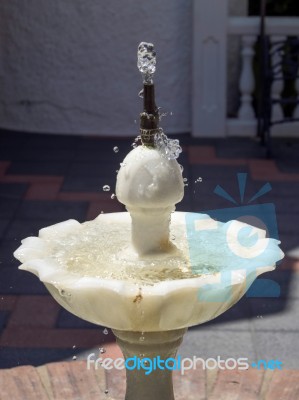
left=1, top=361, right=299, bottom=400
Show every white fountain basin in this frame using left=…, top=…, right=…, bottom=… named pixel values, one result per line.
left=14, top=212, right=283, bottom=332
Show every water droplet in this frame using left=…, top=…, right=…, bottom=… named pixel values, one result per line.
left=170, top=111, right=173, bottom=116
left=179, top=165, right=184, bottom=172
left=72, top=345, right=76, bottom=349
left=132, top=142, right=137, bottom=148
left=111, top=194, right=116, bottom=199
left=120, top=162, right=126, bottom=167
left=134, top=120, right=137, bottom=124
left=99, top=347, right=106, bottom=354
left=183, top=178, right=188, bottom=182
left=72, top=356, right=77, bottom=360
left=139, top=332, right=145, bottom=342
left=195, top=177, right=203, bottom=183
left=104, top=389, right=109, bottom=395
left=103, top=185, right=110, bottom=192
left=113, top=146, right=119, bottom=153
left=184, top=183, right=189, bottom=187
left=103, top=328, right=109, bottom=335
left=138, top=89, right=144, bottom=98
left=159, top=111, right=168, bottom=121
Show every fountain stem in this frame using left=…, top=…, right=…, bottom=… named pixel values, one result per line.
left=113, top=328, right=187, bottom=400
left=127, top=206, right=174, bottom=254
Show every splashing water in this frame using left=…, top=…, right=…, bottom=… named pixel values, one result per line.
left=137, top=42, right=156, bottom=84
left=45, top=216, right=224, bottom=286
left=154, top=129, right=182, bottom=160
left=103, top=185, right=110, bottom=192
left=159, top=111, right=168, bottom=121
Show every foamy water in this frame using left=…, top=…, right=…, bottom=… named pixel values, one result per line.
left=44, top=216, right=222, bottom=286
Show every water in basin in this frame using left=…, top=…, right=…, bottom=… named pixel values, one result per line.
left=40, top=214, right=225, bottom=286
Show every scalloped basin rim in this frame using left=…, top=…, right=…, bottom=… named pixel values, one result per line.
left=14, top=212, right=284, bottom=331
left=15, top=211, right=282, bottom=296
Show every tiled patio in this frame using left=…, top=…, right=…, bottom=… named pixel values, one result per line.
left=0, top=129, right=299, bottom=397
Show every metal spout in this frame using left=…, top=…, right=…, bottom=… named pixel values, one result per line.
left=137, top=42, right=160, bottom=147
left=140, top=84, right=160, bottom=146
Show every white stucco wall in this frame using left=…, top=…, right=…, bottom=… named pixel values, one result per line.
left=0, top=1, right=192, bottom=136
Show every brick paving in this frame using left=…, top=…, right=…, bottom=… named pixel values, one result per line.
left=0, top=130, right=299, bottom=395
left=1, top=361, right=299, bottom=399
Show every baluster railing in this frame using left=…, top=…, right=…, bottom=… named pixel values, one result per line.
left=270, top=35, right=286, bottom=121
left=227, top=17, right=299, bottom=137
left=294, top=67, right=299, bottom=119
left=238, top=35, right=256, bottom=121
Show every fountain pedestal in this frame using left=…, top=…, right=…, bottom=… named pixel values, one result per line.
left=113, top=328, right=187, bottom=400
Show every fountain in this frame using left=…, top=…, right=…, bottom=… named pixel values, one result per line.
left=14, top=42, right=284, bottom=400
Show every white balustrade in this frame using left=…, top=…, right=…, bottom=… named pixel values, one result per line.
left=227, top=16, right=299, bottom=137
left=238, top=35, right=256, bottom=120
left=193, top=13, right=299, bottom=137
